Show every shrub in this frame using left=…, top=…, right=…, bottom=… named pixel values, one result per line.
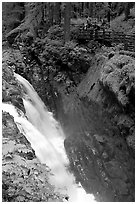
left=47, top=24, right=81, bottom=42
left=47, top=25, right=64, bottom=40
left=100, top=54, right=135, bottom=106
left=21, top=36, right=92, bottom=79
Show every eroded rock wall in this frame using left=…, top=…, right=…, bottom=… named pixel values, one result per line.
left=77, top=51, right=135, bottom=150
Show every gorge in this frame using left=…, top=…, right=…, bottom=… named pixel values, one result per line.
left=2, top=3, right=135, bottom=201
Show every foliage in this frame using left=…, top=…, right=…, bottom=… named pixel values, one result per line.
left=100, top=54, right=135, bottom=106
left=93, top=2, right=109, bottom=19
left=47, top=25, right=64, bottom=40
left=2, top=2, right=25, bottom=36
left=70, top=25, right=81, bottom=41
left=47, top=24, right=81, bottom=42
left=19, top=36, right=92, bottom=81
left=3, top=159, right=63, bottom=202
left=110, top=8, right=135, bottom=35
left=111, top=2, right=134, bottom=19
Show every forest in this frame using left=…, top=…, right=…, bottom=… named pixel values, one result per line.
left=2, top=2, right=135, bottom=202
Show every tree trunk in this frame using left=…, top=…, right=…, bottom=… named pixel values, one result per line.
left=81, top=2, right=84, bottom=16
left=85, top=2, right=89, bottom=9
left=64, top=2, right=71, bottom=43
left=78, top=3, right=83, bottom=17
left=48, top=3, right=54, bottom=26
left=89, top=3, right=93, bottom=17
left=78, top=3, right=81, bottom=17
left=124, top=2, right=130, bottom=20
left=107, top=3, right=111, bottom=24
left=54, top=2, right=61, bottom=25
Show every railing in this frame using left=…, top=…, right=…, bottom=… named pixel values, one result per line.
left=78, top=28, right=135, bottom=52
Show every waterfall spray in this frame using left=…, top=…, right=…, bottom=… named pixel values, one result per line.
left=2, top=73, right=96, bottom=202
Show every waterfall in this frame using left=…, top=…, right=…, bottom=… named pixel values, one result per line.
left=2, top=73, right=96, bottom=202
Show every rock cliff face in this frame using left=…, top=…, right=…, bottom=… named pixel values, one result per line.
left=77, top=52, right=135, bottom=150
left=70, top=51, right=135, bottom=201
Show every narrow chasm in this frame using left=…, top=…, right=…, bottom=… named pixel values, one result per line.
left=2, top=2, right=135, bottom=202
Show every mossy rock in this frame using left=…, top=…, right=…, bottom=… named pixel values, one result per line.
left=100, top=54, right=135, bottom=106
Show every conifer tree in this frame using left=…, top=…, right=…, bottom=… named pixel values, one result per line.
left=54, top=2, right=61, bottom=25
left=64, top=2, right=71, bottom=43
left=2, top=2, right=25, bottom=33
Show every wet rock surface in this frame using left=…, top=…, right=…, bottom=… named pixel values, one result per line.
left=2, top=49, right=25, bottom=113
left=62, top=95, right=134, bottom=202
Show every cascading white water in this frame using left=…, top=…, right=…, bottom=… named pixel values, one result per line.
left=2, top=73, right=96, bottom=202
